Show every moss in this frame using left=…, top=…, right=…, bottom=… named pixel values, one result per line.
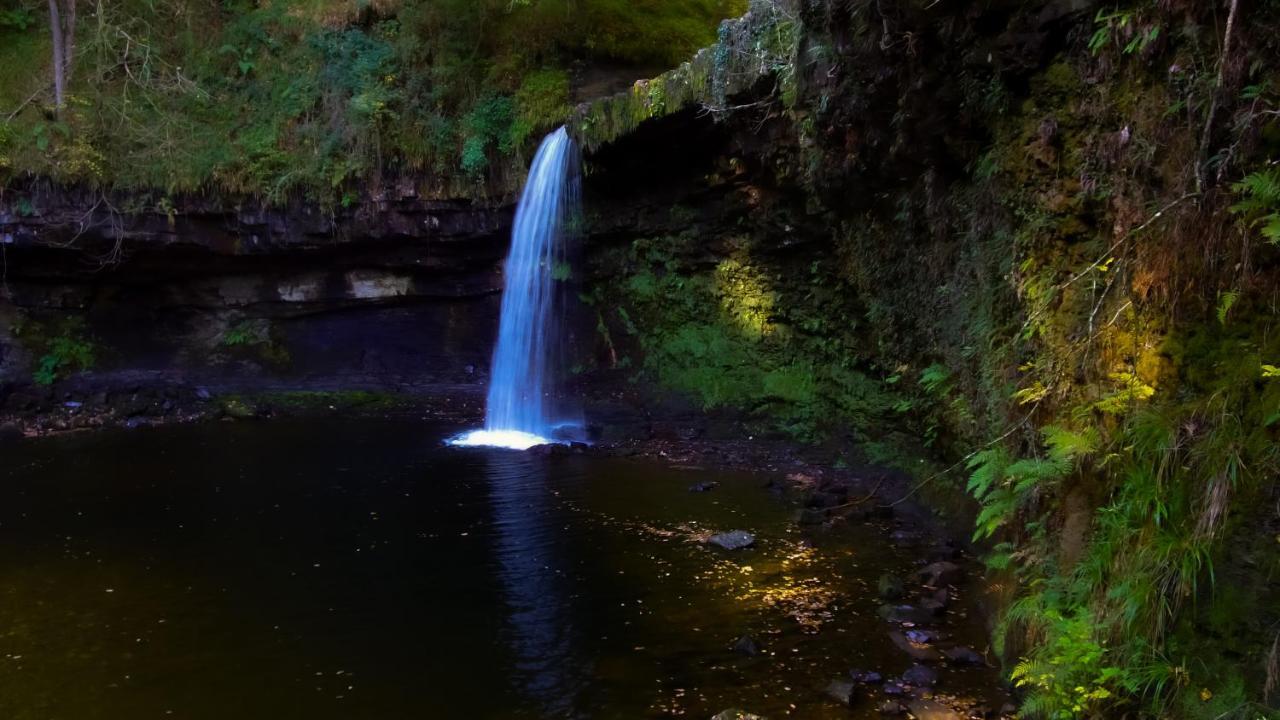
left=218, top=390, right=412, bottom=417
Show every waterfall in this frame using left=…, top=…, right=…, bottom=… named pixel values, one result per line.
left=453, top=127, right=582, bottom=450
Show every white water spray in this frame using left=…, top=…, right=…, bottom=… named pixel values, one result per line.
left=453, top=127, right=581, bottom=450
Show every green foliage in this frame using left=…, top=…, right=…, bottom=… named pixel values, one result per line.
left=0, top=0, right=745, bottom=199
left=0, top=7, right=34, bottom=30
left=221, top=321, right=258, bottom=347
left=1216, top=290, right=1240, bottom=325
left=1089, top=9, right=1160, bottom=56
left=600, top=232, right=909, bottom=446
left=16, top=319, right=98, bottom=386
left=218, top=319, right=291, bottom=368
left=511, top=69, right=571, bottom=148
left=1230, top=167, right=1280, bottom=245
left=460, top=95, right=516, bottom=175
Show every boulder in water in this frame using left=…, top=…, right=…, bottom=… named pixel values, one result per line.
left=918, top=561, right=963, bottom=587
left=849, top=669, right=884, bottom=684
left=901, top=663, right=938, bottom=688
left=732, top=634, right=761, bottom=656
left=708, top=530, right=755, bottom=550
left=877, top=573, right=905, bottom=600
left=711, top=710, right=766, bottom=720
left=942, top=645, right=985, bottom=665
left=824, top=679, right=857, bottom=706
left=888, top=631, right=942, bottom=662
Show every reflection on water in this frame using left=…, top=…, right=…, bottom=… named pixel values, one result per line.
left=486, top=451, right=582, bottom=717
left=0, top=417, right=1007, bottom=719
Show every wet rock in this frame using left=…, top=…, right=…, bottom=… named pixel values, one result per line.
left=902, top=664, right=939, bottom=688
left=888, top=631, right=942, bottom=662
left=732, top=634, right=761, bottom=656
left=882, top=680, right=907, bottom=696
left=824, top=679, right=856, bottom=706
left=708, top=530, right=756, bottom=550
left=907, top=698, right=964, bottom=720
left=905, top=629, right=940, bottom=644
left=527, top=443, right=571, bottom=456
left=918, top=561, right=963, bottom=587
left=806, top=487, right=847, bottom=508
left=878, top=574, right=906, bottom=600
left=849, top=669, right=884, bottom=684
left=927, top=542, right=963, bottom=561
left=0, top=422, right=21, bottom=441
left=878, top=604, right=936, bottom=625
left=195, top=386, right=212, bottom=401
left=711, top=710, right=766, bottom=720
left=889, top=529, right=921, bottom=548
left=942, top=646, right=985, bottom=665
left=921, top=588, right=950, bottom=614
left=690, top=481, right=719, bottom=493
left=878, top=700, right=907, bottom=715
left=798, top=508, right=827, bottom=525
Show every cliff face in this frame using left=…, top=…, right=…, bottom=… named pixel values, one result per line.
left=573, top=0, right=1280, bottom=716
left=0, top=180, right=511, bottom=400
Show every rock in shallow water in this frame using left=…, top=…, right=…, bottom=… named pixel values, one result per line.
left=942, top=645, right=985, bottom=665
left=889, top=631, right=943, bottom=662
left=711, top=710, right=766, bottom=720
left=918, top=561, right=963, bottom=587
left=877, top=573, right=905, bottom=600
left=824, top=679, right=856, bottom=706
left=732, top=634, right=761, bottom=656
left=906, top=698, right=964, bottom=720
left=878, top=603, right=936, bottom=625
left=849, top=669, right=884, bottom=684
left=902, top=663, right=939, bottom=687
left=708, top=530, right=756, bottom=550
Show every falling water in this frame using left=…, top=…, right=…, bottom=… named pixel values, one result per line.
left=453, top=127, right=581, bottom=450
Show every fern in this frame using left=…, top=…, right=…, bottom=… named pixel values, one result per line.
left=1042, top=425, right=1100, bottom=462
left=919, top=362, right=951, bottom=395
left=966, top=447, right=1010, bottom=500
left=1230, top=167, right=1280, bottom=245
left=1216, top=289, right=1239, bottom=325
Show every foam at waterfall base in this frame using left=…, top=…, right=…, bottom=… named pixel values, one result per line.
left=449, top=429, right=556, bottom=451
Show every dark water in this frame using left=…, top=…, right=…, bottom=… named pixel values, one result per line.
left=0, top=418, right=1004, bottom=719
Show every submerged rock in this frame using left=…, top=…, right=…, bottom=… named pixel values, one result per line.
left=690, top=481, right=719, bottom=493
left=849, top=669, right=884, bottom=684
left=905, top=629, right=940, bottom=644
left=906, top=698, right=964, bottom=720
left=798, top=508, right=827, bottom=525
left=889, top=631, right=942, bottom=662
left=708, top=530, right=756, bottom=550
left=942, top=645, right=985, bottom=665
left=878, top=699, right=907, bottom=715
left=918, top=561, right=963, bottom=587
left=921, top=587, right=950, bottom=614
left=902, top=663, right=939, bottom=688
left=732, top=634, right=761, bottom=656
left=824, top=679, right=857, bottom=706
left=877, top=573, right=906, bottom=600
left=878, top=604, right=936, bottom=625
left=711, top=710, right=765, bottom=720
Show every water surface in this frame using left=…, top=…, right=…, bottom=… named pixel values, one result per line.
left=0, top=418, right=1003, bottom=718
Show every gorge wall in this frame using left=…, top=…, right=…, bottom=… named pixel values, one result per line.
left=571, top=1, right=1280, bottom=717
